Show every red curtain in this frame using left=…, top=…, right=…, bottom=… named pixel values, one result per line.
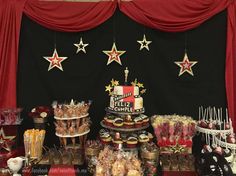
left=226, top=1, right=236, bottom=129
left=24, top=0, right=117, bottom=32
left=0, top=0, right=27, bottom=108
left=119, top=0, right=231, bottom=32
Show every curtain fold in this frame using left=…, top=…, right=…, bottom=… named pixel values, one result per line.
left=119, top=0, right=232, bottom=32
left=226, top=1, right=236, bottom=130
left=23, top=0, right=117, bottom=32
left=0, top=0, right=27, bottom=108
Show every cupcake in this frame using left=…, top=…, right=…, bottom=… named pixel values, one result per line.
left=139, top=133, right=149, bottom=143
left=134, top=117, right=143, bottom=128
left=113, top=138, right=123, bottom=149
left=148, top=132, right=154, bottom=142
left=113, top=118, right=124, bottom=127
left=99, top=129, right=112, bottom=145
left=104, top=115, right=114, bottom=127
left=124, top=115, right=134, bottom=128
left=126, top=136, right=138, bottom=148
left=141, top=115, right=149, bottom=126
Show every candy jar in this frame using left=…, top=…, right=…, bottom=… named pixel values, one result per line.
left=140, top=142, right=159, bottom=176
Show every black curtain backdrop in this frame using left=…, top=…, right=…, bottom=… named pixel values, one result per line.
left=17, top=9, right=227, bottom=151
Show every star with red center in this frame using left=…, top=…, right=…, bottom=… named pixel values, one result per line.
left=174, top=53, right=198, bottom=76
left=43, top=48, right=68, bottom=71
left=0, top=128, right=15, bottom=152
left=103, top=42, right=126, bottom=65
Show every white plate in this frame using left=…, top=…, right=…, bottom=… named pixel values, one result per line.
left=54, top=113, right=89, bottom=120
left=55, top=129, right=90, bottom=138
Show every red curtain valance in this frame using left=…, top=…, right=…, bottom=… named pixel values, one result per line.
left=24, top=0, right=117, bottom=32
left=0, top=0, right=236, bottom=128
left=119, top=0, right=231, bottom=32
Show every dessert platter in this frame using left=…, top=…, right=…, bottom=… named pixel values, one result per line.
left=53, top=100, right=91, bottom=148
left=100, top=68, right=151, bottom=150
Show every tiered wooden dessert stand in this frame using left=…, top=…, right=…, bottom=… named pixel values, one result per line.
left=54, top=113, right=90, bottom=149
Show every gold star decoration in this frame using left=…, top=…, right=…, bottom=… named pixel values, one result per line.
left=105, top=85, right=112, bottom=92
left=103, top=42, right=126, bottom=65
left=174, top=53, right=198, bottom=76
left=111, top=79, right=119, bottom=86
left=169, top=143, right=186, bottom=154
left=140, top=89, right=146, bottom=94
left=0, top=128, right=15, bottom=152
left=137, top=34, right=152, bottom=51
left=43, top=48, right=68, bottom=71
left=137, top=82, right=144, bottom=88
left=74, top=37, right=89, bottom=54
left=131, top=78, right=138, bottom=86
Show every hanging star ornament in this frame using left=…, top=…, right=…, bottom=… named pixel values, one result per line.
left=0, top=128, right=15, bottom=152
left=174, top=53, right=198, bottom=76
left=74, top=37, right=89, bottom=54
left=43, top=48, right=68, bottom=71
left=103, top=42, right=126, bottom=65
left=137, top=34, right=152, bottom=51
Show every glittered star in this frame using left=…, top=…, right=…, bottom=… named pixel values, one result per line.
left=137, top=34, right=152, bottom=51
left=111, top=79, right=119, bottom=86
left=74, top=37, right=89, bottom=54
left=140, top=89, right=146, bottom=94
left=105, top=85, right=112, bottom=92
left=103, top=42, right=126, bottom=65
left=137, top=82, right=144, bottom=88
left=131, top=79, right=138, bottom=86
left=174, top=53, right=198, bottom=76
left=0, top=128, right=15, bottom=152
left=43, top=48, right=68, bottom=71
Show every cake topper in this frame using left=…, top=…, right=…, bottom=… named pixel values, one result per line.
left=124, top=67, right=129, bottom=85
left=105, top=69, right=146, bottom=95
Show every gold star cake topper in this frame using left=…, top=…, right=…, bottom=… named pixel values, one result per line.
left=174, top=52, right=198, bottom=76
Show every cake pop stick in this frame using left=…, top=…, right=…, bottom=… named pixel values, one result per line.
left=220, top=108, right=223, bottom=124
left=203, top=107, right=206, bottom=121
left=209, top=107, right=213, bottom=122
left=218, top=108, right=222, bottom=126
left=206, top=107, right=209, bottom=122
left=201, top=106, right=204, bottom=121
left=199, top=106, right=201, bottom=122
left=226, top=108, right=229, bottom=124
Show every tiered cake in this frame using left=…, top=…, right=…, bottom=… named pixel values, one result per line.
left=100, top=68, right=152, bottom=150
